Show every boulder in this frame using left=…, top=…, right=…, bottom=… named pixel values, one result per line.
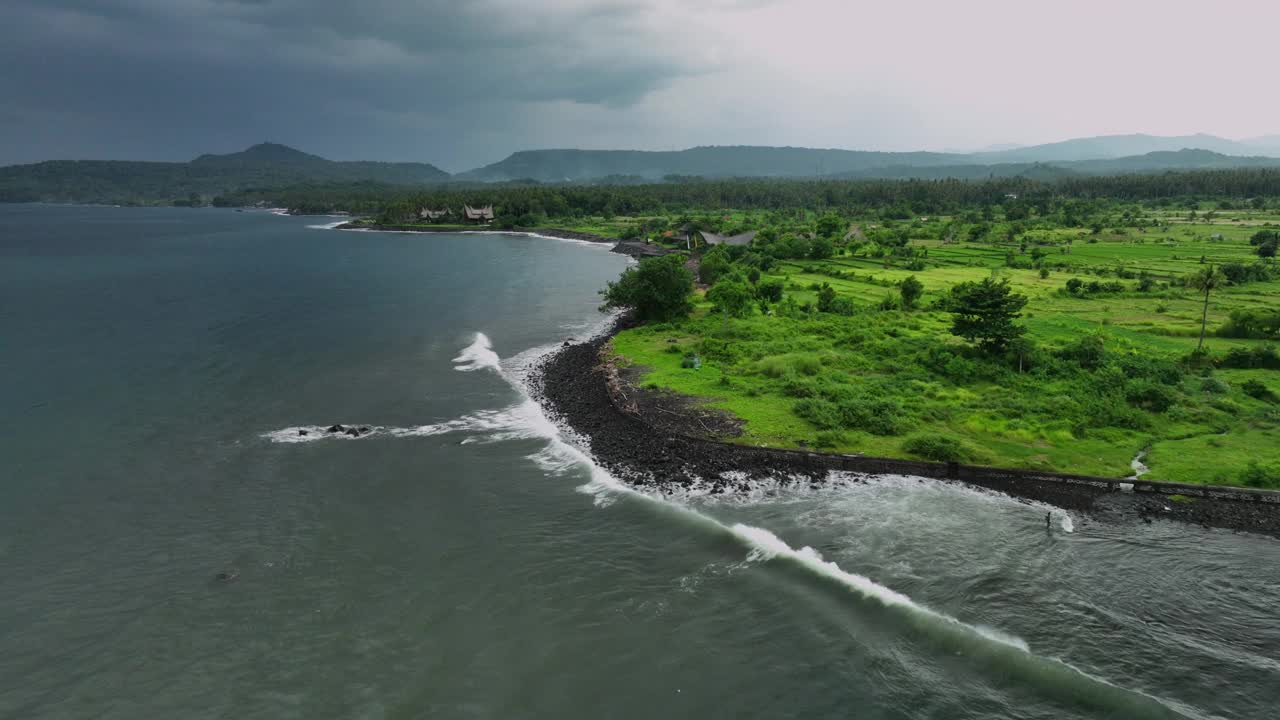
left=327, top=424, right=345, bottom=433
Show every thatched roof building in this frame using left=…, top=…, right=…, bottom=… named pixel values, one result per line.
left=463, top=205, right=494, bottom=222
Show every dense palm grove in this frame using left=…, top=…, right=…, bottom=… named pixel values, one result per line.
left=201, top=168, right=1280, bottom=219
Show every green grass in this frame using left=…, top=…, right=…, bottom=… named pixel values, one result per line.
left=610, top=216, right=1280, bottom=487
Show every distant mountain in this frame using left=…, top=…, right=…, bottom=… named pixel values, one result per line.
left=455, top=146, right=970, bottom=182
left=456, top=135, right=1280, bottom=183
left=1244, top=135, right=1280, bottom=153
left=970, top=133, right=1280, bottom=163
left=0, top=143, right=450, bottom=204
left=1067, top=148, right=1280, bottom=173
left=826, top=149, right=1280, bottom=182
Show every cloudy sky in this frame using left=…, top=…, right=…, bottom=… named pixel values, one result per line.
left=3, top=0, right=1278, bottom=171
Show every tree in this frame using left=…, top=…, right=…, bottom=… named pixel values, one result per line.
left=707, top=279, right=754, bottom=318
left=600, top=254, right=694, bottom=322
left=1186, top=265, right=1225, bottom=352
left=900, top=275, right=923, bottom=310
left=757, top=280, right=784, bottom=304
left=816, top=212, right=845, bottom=238
left=816, top=283, right=837, bottom=313
left=1251, top=229, right=1279, bottom=258
left=946, top=278, right=1029, bottom=352
left=698, top=249, right=732, bottom=284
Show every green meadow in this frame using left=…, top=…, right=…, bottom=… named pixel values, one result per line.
left=606, top=209, right=1280, bottom=487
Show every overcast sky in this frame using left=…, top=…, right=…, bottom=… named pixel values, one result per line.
left=3, top=0, right=1278, bottom=171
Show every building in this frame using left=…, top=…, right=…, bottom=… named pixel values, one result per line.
left=419, top=207, right=450, bottom=221
left=700, top=230, right=758, bottom=247
left=463, top=205, right=494, bottom=223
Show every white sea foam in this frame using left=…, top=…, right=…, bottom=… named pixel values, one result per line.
left=453, top=332, right=502, bottom=373
left=260, top=329, right=1196, bottom=717
left=306, top=220, right=348, bottom=230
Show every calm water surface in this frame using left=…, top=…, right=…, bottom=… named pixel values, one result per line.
left=1, top=205, right=1277, bottom=719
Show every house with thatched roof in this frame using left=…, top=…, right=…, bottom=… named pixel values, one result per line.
left=463, top=205, right=494, bottom=223
left=701, top=230, right=757, bottom=247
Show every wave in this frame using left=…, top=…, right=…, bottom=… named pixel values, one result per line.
left=305, top=220, right=348, bottom=230
left=260, top=330, right=1195, bottom=718
left=453, top=332, right=503, bottom=373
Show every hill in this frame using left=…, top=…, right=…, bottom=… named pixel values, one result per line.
left=971, top=133, right=1280, bottom=163
left=457, top=136, right=1280, bottom=183
left=826, top=150, right=1280, bottom=181
left=455, top=146, right=970, bottom=183
left=0, top=143, right=450, bottom=204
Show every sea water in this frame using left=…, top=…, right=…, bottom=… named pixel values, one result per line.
left=1, top=205, right=1277, bottom=719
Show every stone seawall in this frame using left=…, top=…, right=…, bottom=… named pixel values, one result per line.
left=534, top=329, right=1280, bottom=536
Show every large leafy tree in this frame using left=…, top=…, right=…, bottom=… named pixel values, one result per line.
left=600, top=254, right=694, bottom=322
left=946, top=278, right=1029, bottom=352
left=1186, top=265, right=1226, bottom=352
left=707, top=279, right=755, bottom=318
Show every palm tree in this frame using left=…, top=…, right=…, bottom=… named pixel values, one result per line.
left=1186, top=265, right=1225, bottom=352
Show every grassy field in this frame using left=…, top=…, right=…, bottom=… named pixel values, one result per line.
left=607, top=212, right=1280, bottom=487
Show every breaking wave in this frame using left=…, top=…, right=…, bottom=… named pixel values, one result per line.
left=259, top=330, right=1194, bottom=718
left=453, top=332, right=503, bottom=373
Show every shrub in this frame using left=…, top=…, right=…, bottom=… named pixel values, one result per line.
left=757, top=356, right=791, bottom=379
left=1124, top=380, right=1179, bottom=412
left=1058, top=332, right=1107, bottom=370
left=1242, top=379, right=1278, bottom=403
left=943, top=355, right=978, bottom=383
left=814, top=431, right=847, bottom=449
left=1240, top=461, right=1280, bottom=489
left=793, top=398, right=843, bottom=429
left=792, top=354, right=823, bottom=376
left=901, top=434, right=971, bottom=462
left=1199, top=377, right=1230, bottom=394
left=816, top=283, right=837, bottom=312
left=1219, top=345, right=1280, bottom=369
left=828, top=296, right=857, bottom=315
left=756, top=280, right=784, bottom=303
left=1218, top=310, right=1280, bottom=340
left=794, top=395, right=909, bottom=435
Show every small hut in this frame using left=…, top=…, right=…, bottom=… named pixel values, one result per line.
left=463, top=205, right=494, bottom=224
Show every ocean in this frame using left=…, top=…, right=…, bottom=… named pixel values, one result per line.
left=1, top=204, right=1277, bottom=719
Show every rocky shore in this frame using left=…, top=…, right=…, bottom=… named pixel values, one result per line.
left=533, top=324, right=1280, bottom=538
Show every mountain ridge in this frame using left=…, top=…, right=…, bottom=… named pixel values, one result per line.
left=5, top=134, right=1280, bottom=203
left=0, top=143, right=450, bottom=203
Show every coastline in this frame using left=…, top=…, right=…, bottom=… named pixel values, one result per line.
left=532, top=321, right=1280, bottom=538
left=332, top=222, right=674, bottom=258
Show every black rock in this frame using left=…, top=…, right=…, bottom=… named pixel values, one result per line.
left=358, top=426, right=372, bottom=435
left=215, top=570, right=239, bottom=582
left=298, top=429, right=309, bottom=436
left=327, top=424, right=345, bottom=433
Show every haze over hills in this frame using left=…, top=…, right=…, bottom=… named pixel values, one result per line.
left=459, top=133, right=1280, bottom=183
left=3, top=133, right=1280, bottom=203
left=0, top=143, right=449, bottom=203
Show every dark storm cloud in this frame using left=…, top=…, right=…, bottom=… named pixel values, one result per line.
left=0, top=0, right=710, bottom=169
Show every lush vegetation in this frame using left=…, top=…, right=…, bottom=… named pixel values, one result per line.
left=206, top=167, right=1280, bottom=488
left=596, top=198, right=1280, bottom=489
